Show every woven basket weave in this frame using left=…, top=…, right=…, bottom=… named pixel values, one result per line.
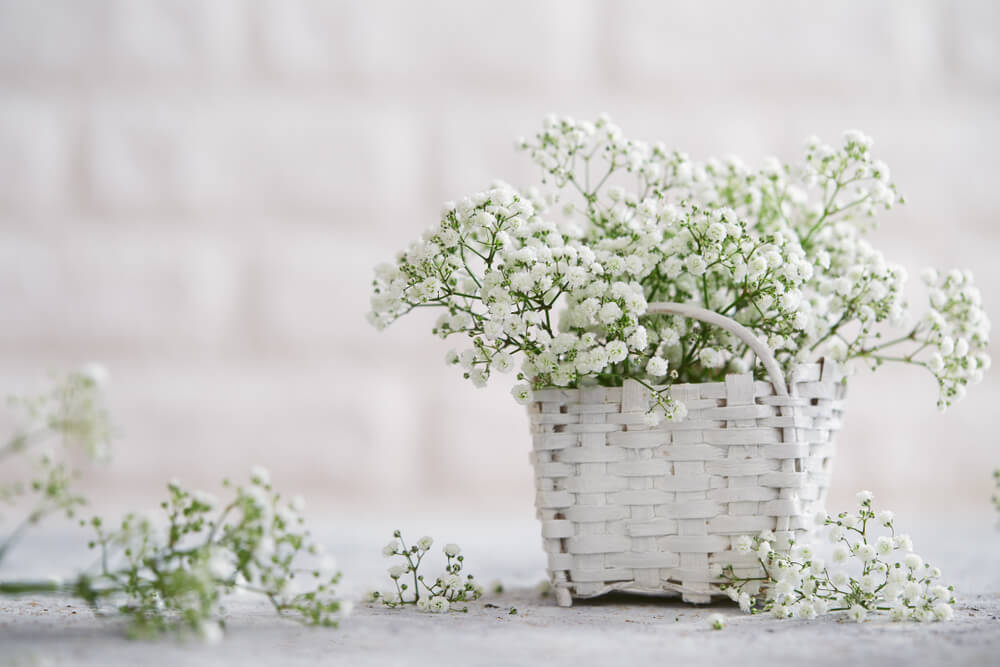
left=527, top=302, right=847, bottom=607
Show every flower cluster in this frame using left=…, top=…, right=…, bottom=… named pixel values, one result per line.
left=369, top=115, right=990, bottom=412
left=721, top=492, right=954, bottom=623
left=365, top=531, right=482, bottom=613
left=0, top=366, right=112, bottom=564
left=0, top=469, right=348, bottom=640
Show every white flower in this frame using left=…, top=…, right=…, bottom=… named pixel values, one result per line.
left=744, top=256, right=767, bottom=280
left=887, top=567, right=908, bottom=585
left=417, top=536, right=434, bottom=551
left=738, top=592, right=751, bottom=613
left=932, top=603, right=954, bottom=622
left=642, top=411, right=662, bottom=427
left=725, top=587, right=740, bottom=602
left=904, top=553, right=924, bottom=571
left=793, top=600, right=817, bottom=620
left=646, top=356, right=669, bottom=377
left=255, top=535, right=275, bottom=560
left=708, top=613, right=726, bottom=630
left=894, top=534, right=913, bottom=552
left=626, top=326, right=648, bottom=351
left=79, top=362, right=110, bottom=387
left=511, top=384, right=533, bottom=405
left=706, top=222, right=727, bottom=243
left=605, top=340, right=628, bottom=363
left=832, top=544, right=850, bottom=563
left=876, top=536, right=894, bottom=555
left=684, top=255, right=707, bottom=276
left=855, top=490, right=873, bottom=506
left=250, top=465, right=271, bottom=486
left=929, top=585, right=949, bottom=601
left=775, top=579, right=795, bottom=597
left=387, top=565, right=406, bottom=579
left=192, top=491, right=218, bottom=510
left=828, top=525, right=844, bottom=543
left=831, top=570, right=849, bottom=589
left=362, top=589, right=379, bottom=603
left=877, top=510, right=894, bottom=526
left=428, top=596, right=450, bottom=613
left=290, top=494, right=306, bottom=512
left=848, top=604, right=867, bottom=623
left=443, top=543, right=462, bottom=557
left=493, top=352, right=514, bottom=373
left=735, top=535, right=753, bottom=554
left=854, top=543, right=876, bottom=562
left=382, top=541, right=398, bottom=557
left=890, top=603, right=909, bottom=622
left=903, top=582, right=923, bottom=602
left=208, top=549, right=234, bottom=579
left=598, top=301, right=623, bottom=324
left=699, top=347, right=724, bottom=368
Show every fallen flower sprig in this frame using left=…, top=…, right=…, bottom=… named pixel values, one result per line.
left=364, top=531, right=482, bottom=612
left=721, top=492, right=954, bottom=623
left=0, top=468, right=348, bottom=639
left=0, top=367, right=112, bottom=565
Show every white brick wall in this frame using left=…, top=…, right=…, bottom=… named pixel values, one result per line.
left=0, top=0, right=997, bottom=516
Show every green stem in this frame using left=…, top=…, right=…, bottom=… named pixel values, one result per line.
left=0, top=579, right=67, bottom=595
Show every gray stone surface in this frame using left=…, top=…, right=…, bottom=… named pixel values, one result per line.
left=2, top=514, right=999, bottom=666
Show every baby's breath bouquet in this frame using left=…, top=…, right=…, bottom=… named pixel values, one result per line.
left=368, top=115, right=990, bottom=415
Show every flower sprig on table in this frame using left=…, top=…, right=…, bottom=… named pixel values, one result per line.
left=364, top=531, right=482, bottom=613
left=368, top=115, right=990, bottom=414
left=0, top=366, right=112, bottom=565
left=720, top=492, right=954, bottom=623
left=0, top=468, right=348, bottom=640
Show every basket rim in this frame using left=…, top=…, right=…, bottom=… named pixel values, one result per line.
left=527, top=357, right=845, bottom=399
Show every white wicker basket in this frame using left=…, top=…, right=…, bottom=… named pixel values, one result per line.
left=527, top=302, right=847, bottom=606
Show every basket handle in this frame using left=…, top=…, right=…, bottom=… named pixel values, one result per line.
left=646, top=302, right=789, bottom=397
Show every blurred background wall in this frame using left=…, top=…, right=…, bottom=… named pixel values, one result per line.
left=0, top=0, right=996, bottom=518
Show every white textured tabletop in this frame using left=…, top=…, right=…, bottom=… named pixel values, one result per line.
left=2, top=514, right=999, bottom=667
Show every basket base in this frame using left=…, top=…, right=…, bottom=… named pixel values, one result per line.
left=553, top=584, right=714, bottom=607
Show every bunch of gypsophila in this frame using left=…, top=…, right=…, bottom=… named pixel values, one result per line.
left=363, top=531, right=482, bottom=613
left=0, top=366, right=112, bottom=565
left=720, top=491, right=954, bottom=623
left=368, top=115, right=989, bottom=418
left=0, top=467, right=348, bottom=640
